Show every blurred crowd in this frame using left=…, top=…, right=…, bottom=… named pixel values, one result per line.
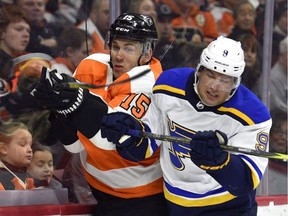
left=0, top=0, right=287, bottom=203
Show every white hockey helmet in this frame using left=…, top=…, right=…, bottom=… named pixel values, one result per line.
left=194, top=36, right=245, bottom=101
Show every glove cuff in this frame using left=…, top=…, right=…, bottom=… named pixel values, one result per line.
left=56, top=88, right=86, bottom=116
left=199, top=153, right=231, bottom=170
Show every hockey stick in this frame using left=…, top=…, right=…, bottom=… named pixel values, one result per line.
left=53, top=69, right=151, bottom=91
left=127, top=129, right=288, bottom=161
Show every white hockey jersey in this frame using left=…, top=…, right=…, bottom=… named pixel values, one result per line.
left=120, top=67, right=272, bottom=215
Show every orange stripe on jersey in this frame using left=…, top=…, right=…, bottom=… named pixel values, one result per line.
left=83, top=168, right=164, bottom=199
left=78, top=132, right=161, bottom=170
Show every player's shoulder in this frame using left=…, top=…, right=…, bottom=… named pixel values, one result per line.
left=222, top=85, right=271, bottom=125
left=154, top=67, right=195, bottom=91
left=84, top=53, right=110, bottom=63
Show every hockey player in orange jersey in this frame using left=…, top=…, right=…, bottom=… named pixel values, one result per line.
left=31, top=13, right=168, bottom=216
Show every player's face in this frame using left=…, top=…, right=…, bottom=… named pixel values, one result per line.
left=110, top=39, right=151, bottom=79
left=197, top=69, right=236, bottom=106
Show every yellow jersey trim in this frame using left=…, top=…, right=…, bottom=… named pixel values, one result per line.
left=153, top=85, right=186, bottom=96
left=218, top=107, right=255, bottom=125
left=164, top=186, right=236, bottom=207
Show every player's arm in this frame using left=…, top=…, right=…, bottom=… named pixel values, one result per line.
left=100, top=112, right=151, bottom=162
left=31, top=67, right=108, bottom=142
left=189, top=127, right=269, bottom=196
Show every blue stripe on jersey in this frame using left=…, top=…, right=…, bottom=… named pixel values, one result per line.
left=154, top=67, right=195, bottom=90
left=239, top=154, right=263, bottom=188
left=164, top=180, right=236, bottom=207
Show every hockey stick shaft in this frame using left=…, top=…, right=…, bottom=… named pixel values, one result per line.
left=127, top=129, right=288, bottom=161
left=53, top=69, right=151, bottom=91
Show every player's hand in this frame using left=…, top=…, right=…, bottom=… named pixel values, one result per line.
left=32, top=67, right=87, bottom=115
left=189, top=130, right=230, bottom=170
left=101, top=112, right=143, bottom=147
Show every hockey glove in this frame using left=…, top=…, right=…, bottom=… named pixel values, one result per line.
left=101, top=112, right=143, bottom=147
left=189, top=130, right=230, bottom=170
left=32, top=67, right=87, bottom=115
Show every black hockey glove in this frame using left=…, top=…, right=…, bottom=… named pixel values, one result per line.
left=101, top=112, right=143, bottom=147
left=32, top=67, right=87, bottom=115
left=189, top=130, right=230, bottom=170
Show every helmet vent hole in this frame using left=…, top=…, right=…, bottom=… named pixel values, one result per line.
left=223, top=70, right=226, bottom=72
left=214, top=66, right=217, bottom=70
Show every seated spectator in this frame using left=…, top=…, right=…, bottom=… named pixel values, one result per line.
left=0, top=121, right=35, bottom=190
left=238, top=33, right=262, bottom=96
left=0, top=5, right=30, bottom=86
left=51, top=27, right=93, bottom=76
left=126, top=0, right=157, bottom=23
left=77, top=0, right=109, bottom=54
left=270, top=36, right=287, bottom=113
left=15, top=0, right=64, bottom=57
left=209, top=0, right=237, bottom=36
left=62, top=153, right=97, bottom=204
left=44, top=0, right=81, bottom=28
left=153, top=1, right=182, bottom=70
left=162, top=0, right=219, bottom=44
left=268, top=109, right=287, bottom=195
left=28, top=143, right=62, bottom=189
left=228, top=0, right=257, bottom=40
left=271, top=0, right=287, bottom=66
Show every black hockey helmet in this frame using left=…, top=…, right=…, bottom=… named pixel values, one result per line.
left=106, top=12, right=158, bottom=52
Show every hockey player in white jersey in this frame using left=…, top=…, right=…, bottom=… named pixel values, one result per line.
left=101, top=36, right=272, bottom=216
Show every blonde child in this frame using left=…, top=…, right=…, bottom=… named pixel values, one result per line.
left=0, top=121, right=35, bottom=190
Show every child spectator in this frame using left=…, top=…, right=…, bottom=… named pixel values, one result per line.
left=28, top=143, right=62, bottom=189
left=0, top=121, right=35, bottom=190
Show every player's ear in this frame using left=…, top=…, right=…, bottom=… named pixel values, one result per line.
left=0, top=143, right=8, bottom=156
left=140, top=49, right=153, bottom=65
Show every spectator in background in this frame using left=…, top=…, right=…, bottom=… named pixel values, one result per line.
left=228, top=0, right=257, bottom=40
left=271, top=0, right=287, bottom=66
left=62, top=153, right=97, bottom=204
left=28, top=143, right=62, bottom=189
left=0, top=121, right=35, bottom=190
left=153, top=1, right=181, bottom=70
left=209, top=0, right=237, bottom=36
left=0, top=5, right=30, bottom=85
left=270, top=36, right=287, bottom=113
left=162, top=0, right=218, bottom=44
left=238, top=33, right=262, bottom=97
left=127, top=0, right=157, bottom=23
left=15, top=0, right=63, bottom=57
left=268, top=109, right=287, bottom=195
left=77, top=0, right=109, bottom=54
left=51, top=28, right=93, bottom=76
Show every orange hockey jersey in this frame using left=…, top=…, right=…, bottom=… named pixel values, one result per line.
left=68, top=53, right=163, bottom=198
